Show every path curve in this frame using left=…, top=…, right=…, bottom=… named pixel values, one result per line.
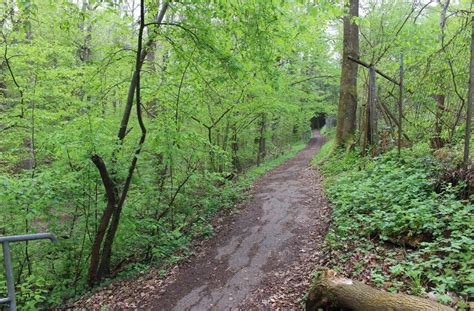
left=146, top=132, right=330, bottom=310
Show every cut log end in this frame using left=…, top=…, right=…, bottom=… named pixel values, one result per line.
left=305, top=269, right=454, bottom=311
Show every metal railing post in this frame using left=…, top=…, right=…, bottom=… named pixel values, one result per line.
left=0, top=233, right=57, bottom=311
left=2, top=241, right=16, bottom=311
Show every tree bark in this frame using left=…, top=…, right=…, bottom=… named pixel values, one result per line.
left=257, top=113, right=266, bottom=165
left=464, top=16, right=474, bottom=169
left=306, top=269, right=453, bottom=311
left=117, top=2, right=169, bottom=141
left=398, top=54, right=404, bottom=157
left=88, top=155, right=118, bottom=286
left=368, top=66, right=377, bottom=149
left=432, top=94, right=446, bottom=149
left=432, top=0, right=450, bottom=150
left=335, top=0, right=359, bottom=147
left=231, top=122, right=241, bottom=172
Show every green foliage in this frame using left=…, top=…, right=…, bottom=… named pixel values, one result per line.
left=355, top=0, right=472, bottom=148
left=320, top=147, right=361, bottom=179
left=1, top=0, right=337, bottom=305
left=322, top=147, right=474, bottom=303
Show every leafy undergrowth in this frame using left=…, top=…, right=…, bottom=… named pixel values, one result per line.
left=316, top=144, right=474, bottom=309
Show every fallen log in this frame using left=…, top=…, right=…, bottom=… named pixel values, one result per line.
left=305, top=269, right=454, bottom=311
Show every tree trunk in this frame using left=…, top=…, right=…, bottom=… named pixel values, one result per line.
left=306, top=269, right=453, bottom=311
left=398, top=54, right=404, bottom=157
left=432, top=94, right=446, bottom=149
left=335, top=0, right=359, bottom=147
left=368, top=66, right=377, bottom=152
left=231, top=123, right=241, bottom=172
left=464, top=16, right=474, bottom=169
left=88, top=155, right=118, bottom=286
left=87, top=1, right=169, bottom=287
left=77, top=0, right=92, bottom=63
left=220, top=119, right=230, bottom=172
left=257, top=113, right=266, bottom=165
left=431, top=0, right=450, bottom=150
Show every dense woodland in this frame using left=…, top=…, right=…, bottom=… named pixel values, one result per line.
left=0, top=0, right=473, bottom=309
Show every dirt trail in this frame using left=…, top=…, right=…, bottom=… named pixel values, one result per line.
left=146, top=132, right=330, bottom=310
left=72, top=132, right=330, bottom=310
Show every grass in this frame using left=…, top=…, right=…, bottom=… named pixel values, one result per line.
left=311, top=138, right=335, bottom=166
left=311, top=125, right=336, bottom=167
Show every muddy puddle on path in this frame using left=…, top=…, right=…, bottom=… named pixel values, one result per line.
left=144, top=132, right=331, bottom=311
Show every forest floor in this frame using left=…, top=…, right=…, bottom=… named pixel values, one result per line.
left=73, top=132, right=331, bottom=310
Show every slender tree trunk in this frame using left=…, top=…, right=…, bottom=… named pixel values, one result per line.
left=78, top=0, right=92, bottom=63
left=432, top=94, right=445, bottom=149
left=221, top=119, right=230, bottom=172
left=231, top=123, right=241, bottom=172
left=87, top=1, right=169, bottom=286
left=368, top=66, right=377, bottom=149
left=335, top=0, right=359, bottom=147
left=398, top=54, right=404, bottom=157
left=257, top=113, right=266, bottom=165
left=432, top=0, right=450, bottom=149
left=464, top=16, right=474, bottom=169
left=362, top=66, right=377, bottom=156
left=360, top=92, right=369, bottom=156
left=88, top=156, right=118, bottom=285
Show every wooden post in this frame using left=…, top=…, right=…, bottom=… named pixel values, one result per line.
left=464, top=17, right=474, bottom=169
left=361, top=96, right=368, bottom=156
left=398, top=54, right=404, bottom=158
left=368, top=66, right=377, bottom=152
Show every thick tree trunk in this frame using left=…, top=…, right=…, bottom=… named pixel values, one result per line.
left=306, top=269, right=453, bottom=311
left=335, top=0, right=359, bottom=147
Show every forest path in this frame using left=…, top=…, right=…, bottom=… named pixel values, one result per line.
left=73, top=132, right=330, bottom=310
left=144, top=131, right=331, bottom=310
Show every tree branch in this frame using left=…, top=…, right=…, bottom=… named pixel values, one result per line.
left=289, top=75, right=336, bottom=86
left=117, top=1, right=169, bottom=141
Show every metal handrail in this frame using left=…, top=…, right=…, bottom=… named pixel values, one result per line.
left=0, top=233, right=57, bottom=311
